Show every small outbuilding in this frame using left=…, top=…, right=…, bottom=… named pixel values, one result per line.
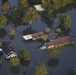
left=33, top=4, right=45, bottom=11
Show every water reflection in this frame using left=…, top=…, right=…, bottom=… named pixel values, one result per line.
left=20, top=60, right=30, bottom=68
left=47, top=59, right=59, bottom=68
left=10, top=66, right=20, bottom=74
left=22, top=26, right=37, bottom=35
left=9, top=35, right=15, bottom=40
left=0, top=28, right=7, bottom=38
left=40, top=13, right=54, bottom=28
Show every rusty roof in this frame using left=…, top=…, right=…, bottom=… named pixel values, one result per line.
left=47, top=36, right=71, bottom=46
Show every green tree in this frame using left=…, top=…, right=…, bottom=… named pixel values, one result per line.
left=0, top=42, right=2, bottom=47
left=22, top=7, right=38, bottom=24
left=19, top=50, right=30, bottom=61
left=0, top=15, right=7, bottom=27
left=9, top=28, right=15, bottom=36
left=56, top=28, right=61, bottom=33
left=10, top=57, right=20, bottom=66
left=48, top=49, right=60, bottom=57
left=52, top=0, right=63, bottom=10
left=33, top=63, right=48, bottom=75
left=64, top=15, right=71, bottom=29
left=0, top=60, right=2, bottom=64
left=1, top=1, right=10, bottom=13
left=68, top=68, right=76, bottom=75
left=18, top=0, right=28, bottom=8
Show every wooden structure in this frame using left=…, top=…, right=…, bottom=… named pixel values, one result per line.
left=40, top=36, right=72, bottom=49
left=23, top=28, right=51, bottom=41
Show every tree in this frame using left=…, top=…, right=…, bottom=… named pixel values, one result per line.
left=22, top=7, right=38, bottom=24
left=33, top=63, right=48, bottom=75
left=68, top=68, right=76, bottom=75
left=0, top=60, right=2, bottom=64
left=10, top=57, right=20, bottom=66
left=1, top=1, right=10, bottom=13
left=0, top=15, right=7, bottom=27
left=48, top=49, right=60, bottom=57
left=56, top=28, right=61, bottom=33
left=9, top=28, right=15, bottom=36
left=52, top=0, right=63, bottom=10
left=19, top=50, right=30, bottom=61
left=64, top=15, right=71, bottom=29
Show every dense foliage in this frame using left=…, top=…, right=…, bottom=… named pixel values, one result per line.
left=1, top=1, right=10, bottom=13
left=10, top=57, right=20, bottom=66
left=19, top=50, right=30, bottom=61
left=33, top=63, right=48, bottom=75
left=9, top=28, right=15, bottom=35
left=0, top=15, right=7, bottom=27
left=22, top=7, right=38, bottom=24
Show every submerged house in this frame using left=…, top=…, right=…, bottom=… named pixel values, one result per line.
left=23, top=28, right=50, bottom=41
left=1, top=41, right=17, bottom=59
left=33, top=4, right=45, bottom=11
left=40, top=36, right=72, bottom=49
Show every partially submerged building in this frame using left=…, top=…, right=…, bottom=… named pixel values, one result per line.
left=1, top=41, right=17, bottom=59
left=23, top=28, right=50, bottom=41
left=40, top=36, right=72, bottom=50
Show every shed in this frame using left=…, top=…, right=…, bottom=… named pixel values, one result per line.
left=33, top=4, right=45, bottom=11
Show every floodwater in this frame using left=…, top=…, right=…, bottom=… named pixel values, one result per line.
left=0, top=0, right=76, bottom=75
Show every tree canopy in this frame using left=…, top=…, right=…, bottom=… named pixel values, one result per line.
left=19, top=49, right=30, bottom=61
left=0, top=15, right=7, bottom=27
left=10, top=57, right=20, bottom=66
left=1, top=1, right=10, bottom=13
left=22, top=7, right=38, bottom=24
left=33, top=63, right=48, bottom=75
left=64, top=15, right=71, bottom=29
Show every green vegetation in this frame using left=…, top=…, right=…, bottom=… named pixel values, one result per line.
left=22, top=7, right=38, bottom=24
left=19, top=49, right=30, bottom=61
left=9, top=28, right=15, bottom=36
left=41, top=36, right=47, bottom=42
left=0, top=42, right=2, bottom=47
left=64, top=15, right=71, bottom=29
left=48, top=49, right=60, bottom=57
left=0, top=60, right=2, bottom=64
left=33, top=63, right=48, bottom=75
left=0, top=15, right=7, bottom=27
left=68, top=68, right=76, bottom=75
left=10, top=57, right=20, bottom=66
left=1, top=1, right=10, bottom=13
left=56, top=28, right=61, bottom=34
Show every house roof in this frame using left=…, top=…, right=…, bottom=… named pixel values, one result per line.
left=33, top=4, right=45, bottom=11
left=32, top=32, right=44, bottom=38
left=2, top=41, right=16, bottom=55
left=23, top=34, right=33, bottom=40
left=47, top=36, right=71, bottom=46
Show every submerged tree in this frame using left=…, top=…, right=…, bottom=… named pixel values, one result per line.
left=48, top=48, right=60, bottom=57
left=0, top=15, right=7, bottom=27
left=10, top=57, right=20, bottom=66
left=63, top=15, right=71, bottom=29
left=22, top=7, right=38, bottom=24
left=9, top=28, right=15, bottom=36
left=56, top=28, right=61, bottom=34
left=19, top=49, right=30, bottom=61
left=1, top=1, right=10, bottom=13
left=33, top=63, right=48, bottom=75
left=68, top=68, right=76, bottom=75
